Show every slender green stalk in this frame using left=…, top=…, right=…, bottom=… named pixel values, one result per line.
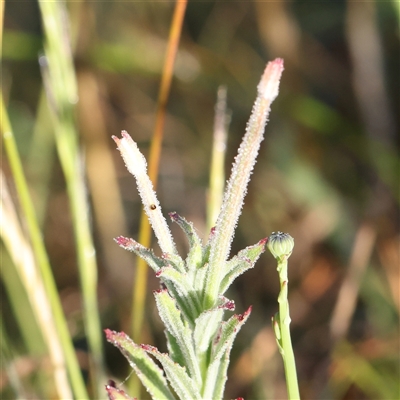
left=1, top=94, right=87, bottom=399
left=277, top=270, right=300, bottom=399
left=0, top=0, right=4, bottom=56
left=26, top=90, right=56, bottom=226
left=207, top=86, right=230, bottom=232
left=268, top=232, right=300, bottom=400
left=38, top=1, right=106, bottom=396
left=0, top=316, right=26, bottom=399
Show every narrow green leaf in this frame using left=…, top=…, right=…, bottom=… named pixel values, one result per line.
left=142, top=344, right=202, bottom=400
left=187, top=263, right=209, bottom=311
left=165, top=330, right=186, bottom=367
left=114, top=236, right=194, bottom=325
left=169, top=212, right=203, bottom=270
left=157, top=267, right=202, bottom=315
left=154, top=290, right=202, bottom=385
left=219, top=238, right=267, bottom=294
left=210, top=349, right=230, bottom=400
left=224, top=238, right=267, bottom=275
left=203, top=308, right=250, bottom=400
left=207, top=85, right=230, bottom=232
left=193, top=264, right=208, bottom=293
left=114, top=236, right=166, bottom=272
left=211, top=306, right=252, bottom=365
left=202, top=348, right=229, bottom=400
left=194, top=308, right=223, bottom=355
left=163, top=283, right=195, bottom=326
left=203, top=227, right=215, bottom=261
left=219, top=260, right=251, bottom=296
left=162, top=251, right=186, bottom=273
left=104, top=330, right=176, bottom=400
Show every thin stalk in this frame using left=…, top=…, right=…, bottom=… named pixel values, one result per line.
left=277, top=261, right=300, bottom=399
left=1, top=170, right=70, bottom=399
left=1, top=94, right=87, bottom=399
left=268, top=232, right=300, bottom=399
left=0, top=316, right=26, bottom=399
left=1, top=169, right=45, bottom=351
left=207, top=86, right=230, bottom=232
left=38, top=1, right=105, bottom=396
left=26, top=90, right=55, bottom=226
left=0, top=0, right=4, bottom=56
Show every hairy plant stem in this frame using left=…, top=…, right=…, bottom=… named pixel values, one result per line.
left=204, top=59, right=284, bottom=309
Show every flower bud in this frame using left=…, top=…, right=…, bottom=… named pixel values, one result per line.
left=267, top=232, right=294, bottom=260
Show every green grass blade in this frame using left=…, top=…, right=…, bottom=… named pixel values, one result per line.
left=207, top=86, right=230, bottom=232
left=1, top=95, right=87, bottom=399
left=105, top=330, right=176, bottom=400
left=37, top=1, right=106, bottom=396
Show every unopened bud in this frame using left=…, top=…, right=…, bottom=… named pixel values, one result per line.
left=267, top=232, right=294, bottom=260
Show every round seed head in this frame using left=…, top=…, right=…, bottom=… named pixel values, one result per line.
left=267, top=232, right=294, bottom=260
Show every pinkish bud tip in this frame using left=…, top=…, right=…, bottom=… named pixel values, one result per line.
left=114, top=236, right=130, bottom=247
left=112, top=130, right=131, bottom=145
left=104, top=329, right=114, bottom=340
left=259, top=237, right=268, bottom=245
left=121, top=130, right=130, bottom=139
left=258, top=58, right=284, bottom=101
left=169, top=212, right=179, bottom=221
left=235, top=305, right=252, bottom=322
left=272, top=57, right=284, bottom=67
left=224, top=300, right=235, bottom=311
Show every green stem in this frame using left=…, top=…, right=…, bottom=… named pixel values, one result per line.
left=1, top=93, right=88, bottom=400
left=207, top=86, right=229, bottom=232
left=38, top=1, right=106, bottom=396
left=277, top=258, right=300, bottom=400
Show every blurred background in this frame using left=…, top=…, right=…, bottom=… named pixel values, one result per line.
left=1, top=1, right=399, bottom=399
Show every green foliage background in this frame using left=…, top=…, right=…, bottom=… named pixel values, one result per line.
left=1, top=1, right=399, bottom=399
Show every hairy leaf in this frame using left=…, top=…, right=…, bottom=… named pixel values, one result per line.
left=154, top=290, right=202, bottom=385
left=142, top=344, right=202, bottom=400
left=104, top=330, right=175, bottom=400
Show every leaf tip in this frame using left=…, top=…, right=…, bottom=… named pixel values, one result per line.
left=114, top=236, right=135, bottom=250
left=259, top=237, right=268, bottom=246
left=105, top=382, right=136, bottom=400
left=169, top=211, right=179, bottom=221
left=237, top=305, right=252, bottom=322
left=104, top=328, right=114, bottom=340
left=219, top=297, right=235, bottom=311
left=107, top=379, right=117, bottom=388
left=154, top=287, right=168, bottom=294
left=258, top=58, right=284, bottom=102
